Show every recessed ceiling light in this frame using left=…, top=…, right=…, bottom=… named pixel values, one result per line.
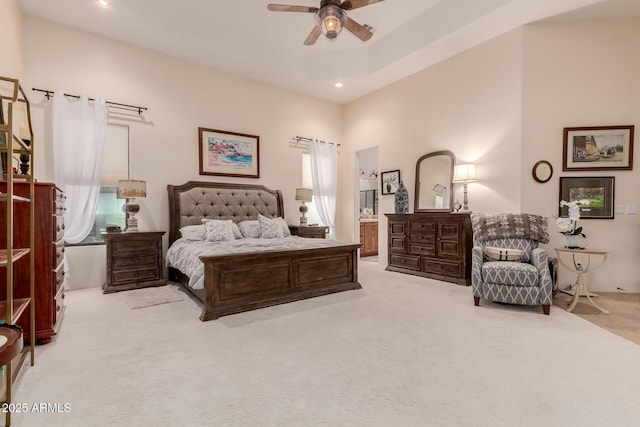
left=96, top=0, right=111, bottom=8
left=334, top=82, right=344, bottom=88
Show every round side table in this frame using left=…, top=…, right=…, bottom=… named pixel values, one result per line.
left=554, top=247, right=609, bottom=315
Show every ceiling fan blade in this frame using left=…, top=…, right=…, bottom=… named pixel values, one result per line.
left=267, top=4, right=319, bottom=13
left=340, top=0, right=384, bottom=11
left=344, top=17, right=373, bottom=41
left=304, top=26, right=322, bottom=46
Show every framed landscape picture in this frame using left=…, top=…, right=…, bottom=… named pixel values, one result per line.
left=381, top=170, right=400, bottom=195
left=559, top=176, right=614, bottom=219
left=199, top=127, right=260, bottom=178
left=563, top=125, right=634, bottom=171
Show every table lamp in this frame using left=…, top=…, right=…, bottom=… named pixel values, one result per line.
left=452, top=164, right=477, bottom=213
left=295, top=188, right=313, bottom=226
left=117, top=179, right=147, bottom=231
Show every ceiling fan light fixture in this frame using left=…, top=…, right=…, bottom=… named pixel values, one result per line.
left=316, top=5, right=347, bottom=40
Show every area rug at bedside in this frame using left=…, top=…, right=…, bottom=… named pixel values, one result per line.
left=123, top=285, right=184, bottom=309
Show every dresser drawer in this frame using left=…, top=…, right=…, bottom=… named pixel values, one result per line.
left=54, top=215, right=65, bottom=241
left=54, top=240, right=65, bottom=265
left=389, top=254, right=421, bottom=270
left=113, top=268, right=160, bottom=284
left=389, top=236, right=406, bottom=253
left=409, top=233, right=435, bottom=244
left=422, top=259, right=462, bottom=277
left=55, top=262, right=65, bottom=292
left=410, top=221, right=435, bottom=232
left=112, top=238, right=159, bottom=255
left=389, top=221, right=406, bottom=235
left=112, top=255, right=158, bottom=270
left=409, top=244, right=435, bottom=256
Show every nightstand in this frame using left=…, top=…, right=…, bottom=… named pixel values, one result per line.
left=102, top=231, right=167, bottom=293
left=288, top=225, right=328, bottom=239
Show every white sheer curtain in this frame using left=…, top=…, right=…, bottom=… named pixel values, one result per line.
left=52, top=91, right=108, bottom=244
left=310, top=139, right=338, bottom=239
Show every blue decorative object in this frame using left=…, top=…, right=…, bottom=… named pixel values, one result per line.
left=394, top=181, right=409, bottom=213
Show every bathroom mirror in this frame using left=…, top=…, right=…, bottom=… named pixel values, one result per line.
left=414, top=150, right=456, bottom=212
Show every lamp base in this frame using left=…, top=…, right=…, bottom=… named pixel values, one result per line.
left=124, top=201, right=141, bottom=232
left=299, top=202, right=308, bottom=226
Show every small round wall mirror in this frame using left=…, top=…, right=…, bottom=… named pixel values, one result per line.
left=532, top=160, right=553, bottom=183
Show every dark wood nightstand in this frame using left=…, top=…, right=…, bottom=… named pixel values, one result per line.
left=288, top=225, right=328, bottom=239
left=102, top=231, right=167, bottom=293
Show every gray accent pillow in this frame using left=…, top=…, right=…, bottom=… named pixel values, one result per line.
left=202, top=218, right=242, bottom=239
left=203, top=219, right=235, bottom=242
left=238, top=220, right=260, bottom=238
left=259, top=215, right=286, bottom=239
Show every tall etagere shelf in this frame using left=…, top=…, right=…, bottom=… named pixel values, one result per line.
left=0, top=76, right=36, bottom=427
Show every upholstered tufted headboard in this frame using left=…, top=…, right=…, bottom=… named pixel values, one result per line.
left=167, top=181, right=284, bottom=245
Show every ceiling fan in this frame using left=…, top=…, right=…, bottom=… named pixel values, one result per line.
left=267, top=0, right=384, bottom=45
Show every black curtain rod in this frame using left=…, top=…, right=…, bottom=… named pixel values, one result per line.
left=32, top=88, right=147, bottom=115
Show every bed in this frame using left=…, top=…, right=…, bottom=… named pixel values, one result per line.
left=167, top=181, right=361, bottom=321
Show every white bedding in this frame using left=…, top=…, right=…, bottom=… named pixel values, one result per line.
left=166, top=236, right=346, bottom=290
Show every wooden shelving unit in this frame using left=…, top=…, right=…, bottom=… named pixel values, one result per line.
left=0, top=76, right=36, bottom=427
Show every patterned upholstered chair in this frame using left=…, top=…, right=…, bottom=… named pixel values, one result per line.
left=470, top=213, right=552, bottom=315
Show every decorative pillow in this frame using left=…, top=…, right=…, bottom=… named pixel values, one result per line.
left=259, top=214, right=287, bottom=239
left=485, top=247, right=523, bottom=262
left=202, top=219, right=235, bottom=242
left=179, top=224, right=206, bottom=241
left=278, top=218, right=291, bottom=237
left=238, top=220, right=260, bottom=238
left=202, top=218, right=242, bottom=239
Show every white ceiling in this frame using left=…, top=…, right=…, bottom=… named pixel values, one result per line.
left=18, top=0, right=640, bottom=104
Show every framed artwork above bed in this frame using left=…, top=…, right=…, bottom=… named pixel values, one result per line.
left=198, top=127, right=260, bottom=178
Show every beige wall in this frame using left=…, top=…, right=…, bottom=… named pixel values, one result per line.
left=521, top=17, right=640, bottom=292
left=343, top=29, right=524, bottom=263
left=0, top=0, right=23, bottom=80
left=22, top=16, right=343, bottom=289
left=343, top=17, right=640, bottom=292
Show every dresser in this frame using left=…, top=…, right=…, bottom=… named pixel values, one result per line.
left=359, top=221, right=378, bottom=257
left=0, top=182, right=65, bottom=344
left=102, top=231, right=166, bottom=293
left=385, top=213, right=472, bottom=286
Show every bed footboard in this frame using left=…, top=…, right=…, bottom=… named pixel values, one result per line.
left=198, top=244, right=361, bottom=321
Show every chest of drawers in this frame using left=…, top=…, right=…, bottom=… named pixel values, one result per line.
left=385, top=213, right=472, bottom=286
left=102, top=231, right=166, bottom=293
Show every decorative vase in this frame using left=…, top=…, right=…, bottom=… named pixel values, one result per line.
left=563, top=234, right=581, bottom=248
left=394, top=181, right=409, bottom=213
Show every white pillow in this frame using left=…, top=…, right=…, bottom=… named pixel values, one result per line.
left=485, top=247, right=523, bottom=262
left=202, top=218, right=242, bottom=239
left=278, top=218, right=291, bottom=237
left=179, top=225, right=206, bottom=241
left=203, top=219, right=235, bottom=242
left=238, top=220, right=260, bottom=238
left=259, top=214, right=288, bottom=239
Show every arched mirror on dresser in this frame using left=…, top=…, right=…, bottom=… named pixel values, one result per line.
left=414, top=150, right=456, bottom=212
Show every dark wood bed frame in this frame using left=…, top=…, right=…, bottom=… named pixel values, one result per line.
left=167, top=181, right=361, bottom=321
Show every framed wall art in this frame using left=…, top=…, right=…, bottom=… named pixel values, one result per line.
left=563, top=125, right=634, bottom=171
left=381, top=169, right=400, bottom=195
left=559, top=176, right=614, bottom=219
left=199, top=127, right=260, bottom=178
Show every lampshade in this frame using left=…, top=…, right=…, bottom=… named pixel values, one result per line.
left=117, top=180, right=147, bottom=199
left=316, top=5, right=346, bottom=40
left=295, top=188, right=313, bottom=203
left=453, top=164, right=477, bottom=183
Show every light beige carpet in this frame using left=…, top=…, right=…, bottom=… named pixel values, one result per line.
left=11, top=262, right=640, bottom=426
left=122, top=285, right=184, bottom=309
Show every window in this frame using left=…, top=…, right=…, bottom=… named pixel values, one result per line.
left=71, top=124, right=129, bottom=246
